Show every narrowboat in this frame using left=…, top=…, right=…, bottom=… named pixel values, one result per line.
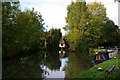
left=91, top=51, right=109, bottom=66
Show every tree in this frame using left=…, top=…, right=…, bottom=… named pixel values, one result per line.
left=98, top=20, right=120, bottom=47
left=87, top=1, right=106, bottom=21
left=63, top=1, right=90, bottom=51
left=46, top=28, right=62, bottom=52
left=64, top=2, right=90, bottom=32
left=2, top=2, right=21, bottom=58
left=64, top=1, right=119, bottom=52
left=86, top=2, right=119, bottom=48
left=15, top=9, right=45, bottom=53
left=83, top=1, right=107, bottom=48
left=2, top=2, right=46, bottom=58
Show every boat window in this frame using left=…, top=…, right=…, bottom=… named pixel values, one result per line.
left=101, top=54, right=106, bottom=60
left=96, top=55, right=101, bottom=60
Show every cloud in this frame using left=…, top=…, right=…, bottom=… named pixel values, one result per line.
left=19, top=0, right=71, bottom=36
left=19, top=0, right=118, bottom=35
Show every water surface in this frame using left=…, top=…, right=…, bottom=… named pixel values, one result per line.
left=3, top=51, right=92, bottom=79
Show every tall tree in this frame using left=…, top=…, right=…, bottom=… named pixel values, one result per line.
left=63, top=1, right=90, bottom=50
left=86, top=1, right=119, bottom=48
left=15, top=9, right=45, bottom=53
left=2, top=2, right=21, bottom=58
left=46, top=28, right=62, bottom=52
left=87, top=1, right=106, bottom=21
left=98, top=20, right=120, bottom=47
left=64, top=2, right=90, bottom=32
left=2, top=2, right=46, bottom=58
left=64, top=1, right=119, bottom=52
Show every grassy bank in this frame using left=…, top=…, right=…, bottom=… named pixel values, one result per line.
left=73, top=52, right=120, bottom=78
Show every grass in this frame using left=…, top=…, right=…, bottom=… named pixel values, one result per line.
left=73, top=53, right=120, bottom=79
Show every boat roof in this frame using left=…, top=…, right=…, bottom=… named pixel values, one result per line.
left=97, top=51, right=109, bottom=54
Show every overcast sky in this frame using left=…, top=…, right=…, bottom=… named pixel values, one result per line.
left=19, top=0, right=118, bottom=35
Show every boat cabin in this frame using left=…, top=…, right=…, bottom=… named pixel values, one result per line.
left=91, top=51, right=109, bottom=66
left=95, top=51, right=109, bottom=61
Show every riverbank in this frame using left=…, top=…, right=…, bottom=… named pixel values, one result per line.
left=73, top=52, right=120, bottom=78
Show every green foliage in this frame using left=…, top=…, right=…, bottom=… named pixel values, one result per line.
left=46, top=28, right=62, bottom=51
left=2, top=2, right=21, bottom=57
left=98, top=20, right=119, bottom=46
left=2, top=2, right=45, bottom=58
left=15, top=9, right=45, bottom=52
left=65, top=2, right=90, bottom=32
left=87, top=1, right=106, bottom=20
left=65, top=28, right=80, bottom=51
left=64, top=1, right=120, bottom=52
left=63, top=1, right=90, bottom=51
left=65, top=2, right=90, bottom=31
left=84, top=2, right=120, bottom=48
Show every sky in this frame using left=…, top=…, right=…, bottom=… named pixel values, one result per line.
left=19, top=0, right=118, bottom=36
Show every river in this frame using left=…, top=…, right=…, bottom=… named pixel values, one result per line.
left=2, top=51, right=92, bottom=79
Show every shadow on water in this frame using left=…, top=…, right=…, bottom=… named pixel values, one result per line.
left=2, top=50, right=68, bottom=79
left=2, top=50, right=92, bottom=79
left=63, top=52, right=92, bottom=79
left=2, top=51, right=45, bottom=78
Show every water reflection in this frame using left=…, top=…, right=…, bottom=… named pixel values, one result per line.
left=41, top=51, right=68, bottom=78
left=44, top=54, right=61, bottom=71
left=63, top=52, right=92, bottom=78
left=2, top=51, right=92, bottom=79
left=42, top=57, right=68, bottom=78
left=59, top=51, right=69, bottom=58
left=2, top=52, right=45, bottom=78
left=2, top=51, right=68, bottom=79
